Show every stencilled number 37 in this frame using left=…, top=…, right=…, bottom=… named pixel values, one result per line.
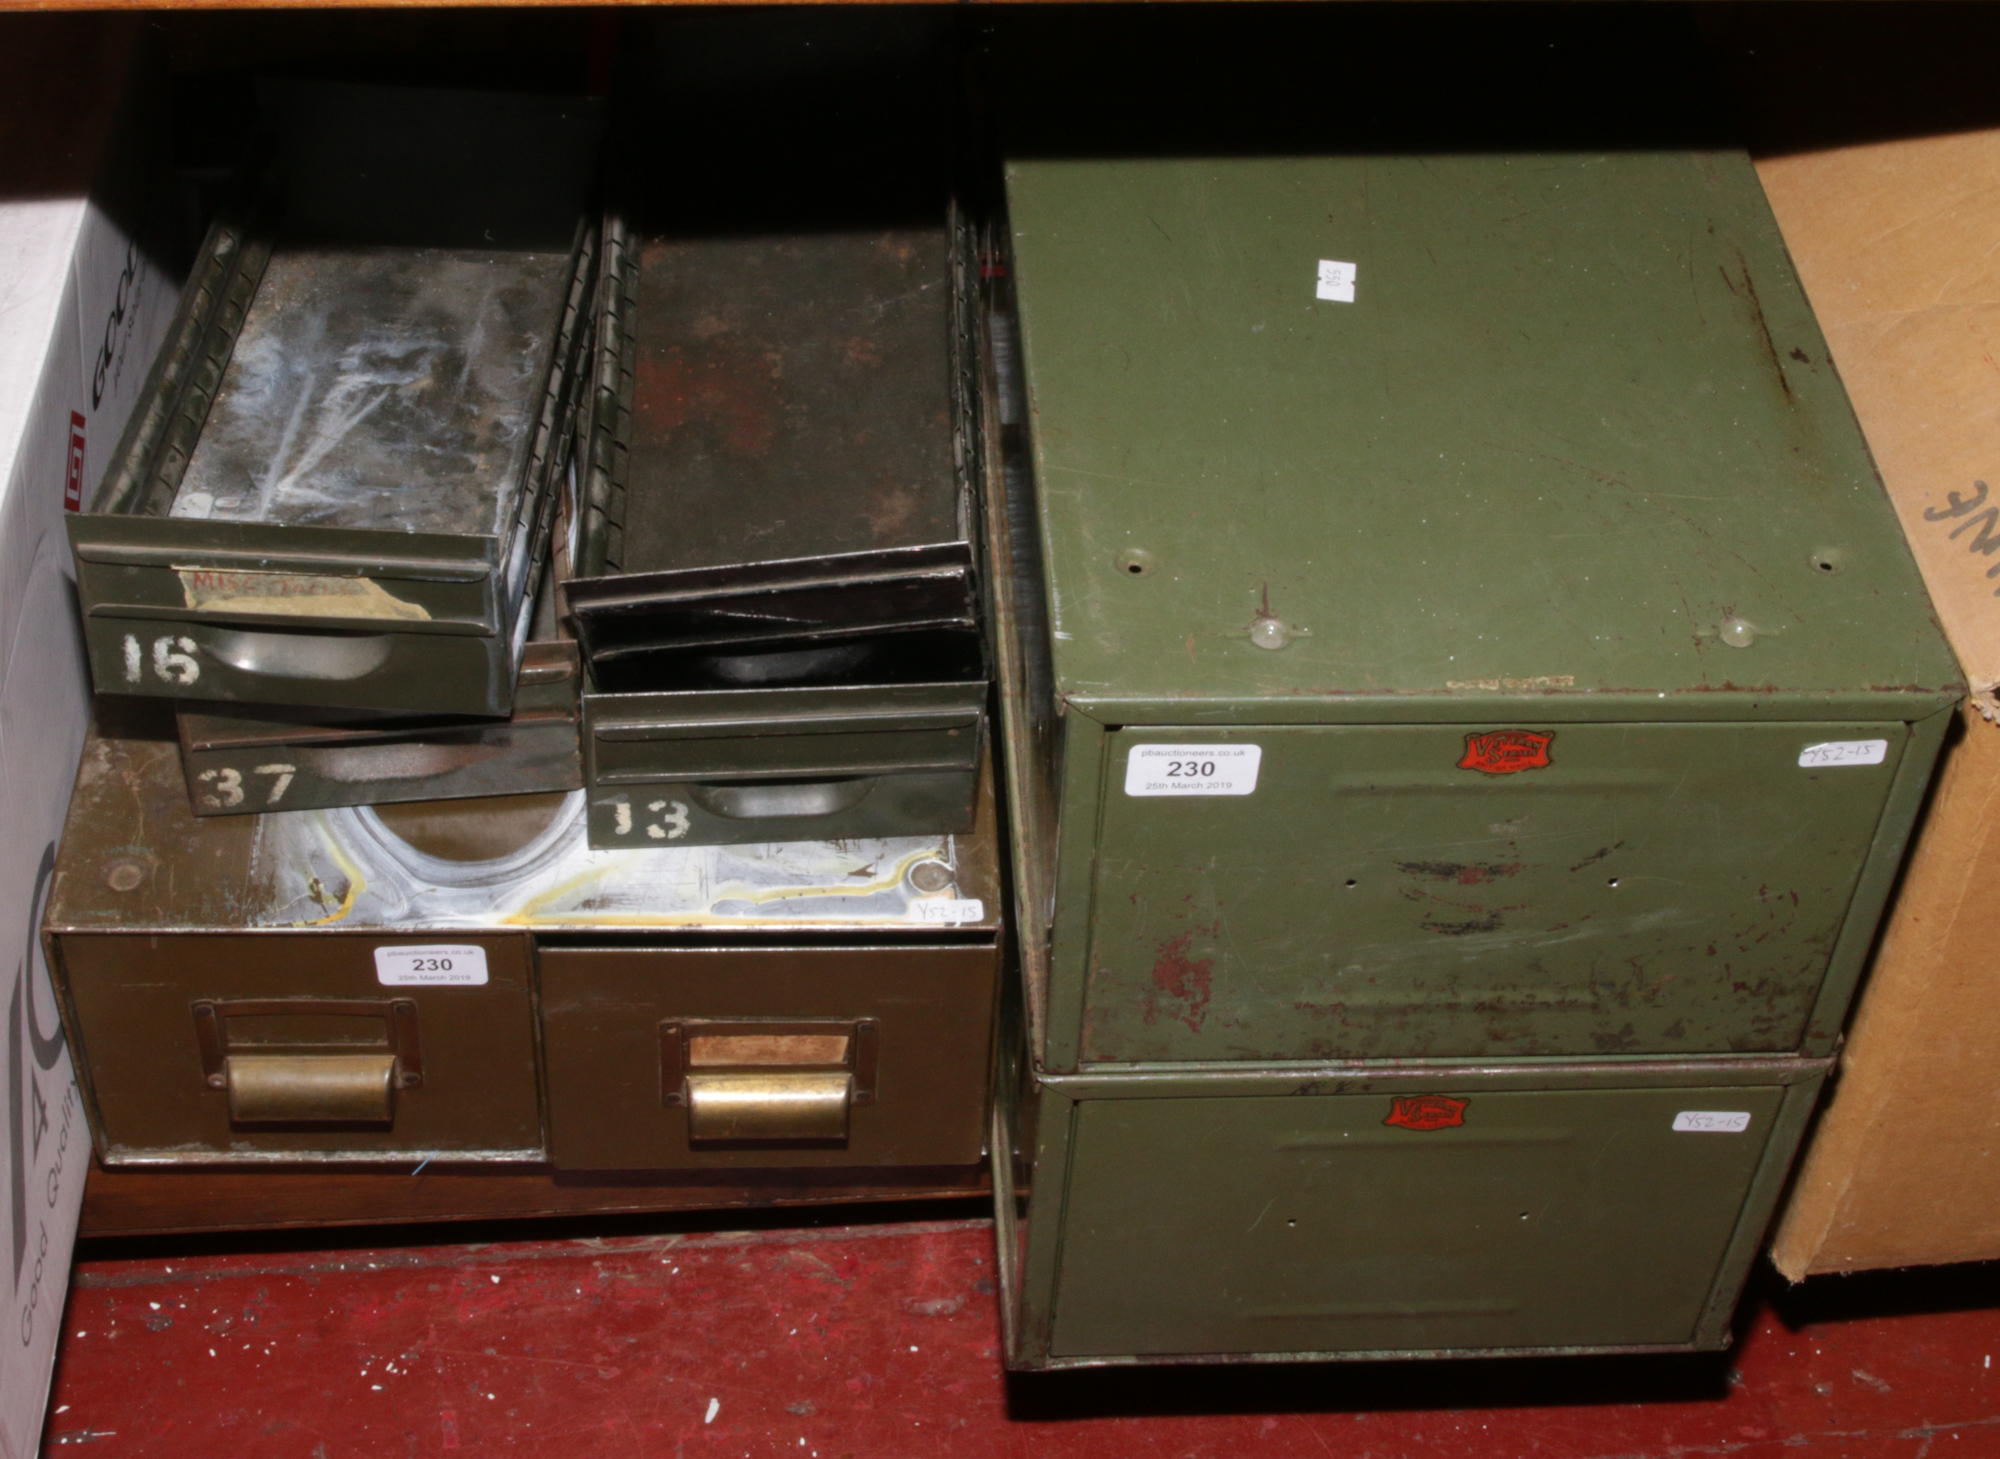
left=196, top=764, right=297, bottom=810
left=122, top=633, right=200, bottom=686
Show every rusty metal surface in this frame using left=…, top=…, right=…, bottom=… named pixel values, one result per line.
left=170, top=245, right=573, bottom=535
left=566, top=214, right=981, bottom=694
left=623, top=227, right=958, bottom=572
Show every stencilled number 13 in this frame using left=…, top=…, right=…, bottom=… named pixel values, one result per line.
left=196, top=764, right=297, bottom=809
left=122, top=633, right=200, bottom=686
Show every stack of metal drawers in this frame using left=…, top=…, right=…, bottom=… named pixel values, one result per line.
left=979, top=145, right=1962, bottom=1366
left=45, top=66, right=1003, bottom=1188
left=69, top=81, right=602, bottom=812
left=561, top=17, right=987, bottom=852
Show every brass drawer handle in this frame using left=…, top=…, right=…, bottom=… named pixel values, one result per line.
left=661, top=1018, right=877, bottom=1144
left=685, top=1071, right=853, bottom=1142
left=225, top=1053, right=397, bottom=1124
left=194, top=998, right=421, bottom=1124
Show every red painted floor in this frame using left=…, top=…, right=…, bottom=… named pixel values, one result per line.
left=41, top=1207, right=2000, bottom=1457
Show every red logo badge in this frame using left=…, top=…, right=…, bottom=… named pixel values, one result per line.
left=1384, top=1095, right=1468, bottom=1132
left=1458, top=730, right=1553, bottom=775
left=63, top=411, right=85, bottom=512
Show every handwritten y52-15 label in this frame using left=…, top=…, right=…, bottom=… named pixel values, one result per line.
left=1798, top=740, right=1889, bottom=769
left=908, top=899, right=985, bottom=925
left=375, top=945, right=488, bottom=987
left=1672, top=1111, right=1752, bottom=1133
left=1125, top=745, right=1262, bottom=797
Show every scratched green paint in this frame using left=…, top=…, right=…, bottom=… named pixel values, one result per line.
left=1050, top=1082, right=1791, bottom=1358
left=1005, top=152, right=1959, bottom=715
left=1082, top=721, right=1908, bottom=1064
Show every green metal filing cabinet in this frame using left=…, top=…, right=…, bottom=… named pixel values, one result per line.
left=980, top=150, right=1960, bottom=1366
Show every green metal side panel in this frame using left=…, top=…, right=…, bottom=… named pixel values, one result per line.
left=1050, top=1083, right=1786, bottom=1359
left=1081, top=720, right=1908, bottom=1063
left=1005, top=152, right=1959, bottom=717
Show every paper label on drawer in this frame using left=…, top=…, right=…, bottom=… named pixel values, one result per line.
left=908, top=899, right=984, bottom=925
left=375, top=944, right=488, bottom=986
left=1798, top=739, right=1889, bottom=768
left=1125, top=745, right=1262, bottom=796
left=1316, top=259, right=1357, bottom=303
left=1672, top=1111, right=1752, bottom=1133
left=178, top=567, right=431, bottom=621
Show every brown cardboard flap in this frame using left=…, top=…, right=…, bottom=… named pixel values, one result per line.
left=1758, top=134, right=2000, bottom=718
left=1758, top=131, right=2000, bottom=1277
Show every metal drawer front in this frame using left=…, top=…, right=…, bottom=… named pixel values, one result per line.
left=1083, top=721, right=1909, bottom=1063
left=539, top=945, right=997, bottom=1170
left=1051, top=1083, right=1790, bottom=1358
left=177, top=640, right=584, bottom=815
left=58, top=934, right=543, bottom=1162
left=584, top=683, right=985, bottom=848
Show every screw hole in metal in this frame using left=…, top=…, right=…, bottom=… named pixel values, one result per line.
left=1115, top=548, right=1157, bottom=577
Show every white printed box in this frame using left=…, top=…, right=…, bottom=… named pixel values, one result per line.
left=0, top=18, right=178, bottom=1458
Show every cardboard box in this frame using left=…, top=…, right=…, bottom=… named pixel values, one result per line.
left=0, top=15, right=177, bottom=1452
left=1754, top=128, right=2000, bottom=1278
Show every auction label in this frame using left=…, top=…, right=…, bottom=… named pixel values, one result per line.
left=1798, top=740, right=1889, bottom=769
left=1125, top=744, right=1262, bottom=797
left=908, top=899, right=985, bottom=925
left=375, top=945, right=488, bottom=987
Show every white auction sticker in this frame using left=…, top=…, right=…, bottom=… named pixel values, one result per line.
left=909, top=898, right=985, bottom=925
left=375, top=944, right=488, bottom=987
left=1125, top=744, right=1263, bottom=797
left=1798, top=739, right=1889, bottom=769
left=1672, top=1111, right=1753, bottom=1134
left=1316, top=259, right=1357, bottom=303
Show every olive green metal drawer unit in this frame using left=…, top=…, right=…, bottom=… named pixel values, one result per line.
left=986, top=150, right=1959, bottom=1076
left=68, top=82, right=601, bottom=717
left=980, top=145, right=1959, bottom=1368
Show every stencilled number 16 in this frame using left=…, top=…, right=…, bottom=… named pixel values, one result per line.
left=122, top=633, right=200, bottom=686
left=196, top=764, right=298, bottom=810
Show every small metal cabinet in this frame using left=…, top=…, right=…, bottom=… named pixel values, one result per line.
left=45, top=700, right=1002, bottom=1174
left=541, top=942, right=999, bottom=1169
left=68, top=82, right=601, bottom=716
left=980, top=141, right=1960, bottom=1367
